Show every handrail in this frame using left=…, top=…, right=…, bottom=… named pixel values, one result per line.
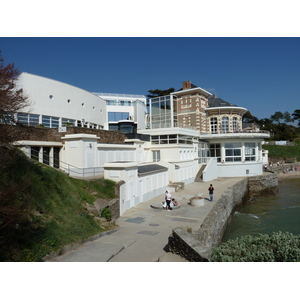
left=29, top=148, right=103, bottom=179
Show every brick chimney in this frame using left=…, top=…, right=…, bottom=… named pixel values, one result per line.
left=182, top=81, right=192, bottom=90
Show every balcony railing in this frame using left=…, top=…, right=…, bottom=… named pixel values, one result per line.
left=199, top=130, right=270, bottom=138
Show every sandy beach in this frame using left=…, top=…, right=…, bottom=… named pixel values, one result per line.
left=278, top=169, right=300, bottom=180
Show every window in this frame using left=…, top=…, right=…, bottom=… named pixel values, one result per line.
left=29, top=114, right=39, bottom=126
left=245, top=142, right=256, bottom=161
left=106, top=100, right=117, bottom=106
left=152, top=150, right=160, bottom=162
left=209, top=144, right=221, bottom=162
left=232, top=117, right=237, bottom=132
left=210, top=117, right=218, bottom=133
left=42, top=116, right=59, bottom=128
left=225, top=143, right=242, bottom=162
left=108, top=112, right=130, bottom=122
left=62, top=118, right=75, bottom=126
left=222, top=117, right=229, bottom=133
left=17, top=113, right=29, bottom=124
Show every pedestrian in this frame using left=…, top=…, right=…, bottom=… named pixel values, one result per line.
left=208, top=184, right=214, bottom=202
left=166, top=190, right=172, bottom=211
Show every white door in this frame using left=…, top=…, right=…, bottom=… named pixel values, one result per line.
left=138, top=179, right=144, bottom=203
left=128, top=180, right=135, bottom=208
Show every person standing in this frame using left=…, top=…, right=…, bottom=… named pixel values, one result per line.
left=208, top=184, right=214, bottom=202
left=166, top=190, right=172, bottom=211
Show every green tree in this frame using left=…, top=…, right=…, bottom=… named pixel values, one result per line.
left=147, top=88, right=175, bottom=98
left=283, top=111, right=293, bottom=123
left=270, top=111, right=284, bottom=125
left=242, top=111, right=259, bottom=123
left=292, top=109, right=300, bottom=126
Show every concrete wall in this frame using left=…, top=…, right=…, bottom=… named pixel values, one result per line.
left=104, top=162, right=168, bottom=215
left=202, top=158, right=218, bottom=182
left=217, top=161, right=263, bottom=177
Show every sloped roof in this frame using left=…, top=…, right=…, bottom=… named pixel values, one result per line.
left=208, top=95, right=238, bottom=108
left=138, top=164, right=168, bottom=176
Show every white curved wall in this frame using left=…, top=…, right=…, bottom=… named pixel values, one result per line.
left=17, top=73, right=106, bottom=128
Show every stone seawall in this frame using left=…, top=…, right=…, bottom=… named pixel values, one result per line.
left=248, top=173, right=278, bottom=198
left=169, top=174, right=278, bottom=262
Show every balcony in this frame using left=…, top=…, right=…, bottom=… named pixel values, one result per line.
left=200, top=130, right=270, bottom=139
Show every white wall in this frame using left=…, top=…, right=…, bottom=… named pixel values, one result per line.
left=17, top=73, right=106, bottom=127
left=202, top=158, right=218, bottom=182
left=217, top=162, right=263, bottom=177
left=104, top=162, right=168, bottom=215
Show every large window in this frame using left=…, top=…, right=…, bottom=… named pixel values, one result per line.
left=42, top=115, right=60, bottom=128
left=62, top=118, right=75, bottom=127
left=222, top=117, right=229, bottom=133
left=210, top=117, right=218, bottom=133
left=108, top=112, right=130, bottom=122
left=17, top=113, right=39, bottom=126
left=209, top=143, right=221, bottom=162
left=225, top=143, right=242, bottom=162
left=245, top=142, right=256, bottom=161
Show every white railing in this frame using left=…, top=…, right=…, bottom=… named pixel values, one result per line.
left=29, top=148, right=103, bottom=179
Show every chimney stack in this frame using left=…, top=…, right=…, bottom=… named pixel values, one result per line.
left=182, top=81, right=192, bottom=90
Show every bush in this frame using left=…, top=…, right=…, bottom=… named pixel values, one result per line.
left=210, top=232, right=300, bottom=262
left=100, top=207, right=112, bottom=221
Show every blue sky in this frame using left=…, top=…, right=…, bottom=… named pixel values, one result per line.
left=0, top=37, right=299, bottom=121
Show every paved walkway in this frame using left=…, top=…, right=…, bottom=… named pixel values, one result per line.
left=53, top=177, right=244, bottom=262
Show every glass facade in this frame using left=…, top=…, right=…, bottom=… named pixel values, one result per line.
left=150, top=96, right=172, bottom=129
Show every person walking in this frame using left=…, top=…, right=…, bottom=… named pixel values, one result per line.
left=208, top=184, right=214, bottom=202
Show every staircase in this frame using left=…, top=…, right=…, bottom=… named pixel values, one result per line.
left=194, top=164, right=206, bottom=182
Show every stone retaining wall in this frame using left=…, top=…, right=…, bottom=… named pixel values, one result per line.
left=169, top=174, right=279, bottom=262
left=248, top=173, right=278, bottom=198
left=1, top=124, right=126, bottom=144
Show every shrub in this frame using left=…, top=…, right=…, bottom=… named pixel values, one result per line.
left=210, top=232, right=300, bottom=262
left=100, top=207, right=112, bottom=222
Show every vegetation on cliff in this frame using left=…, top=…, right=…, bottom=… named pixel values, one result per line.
left=0, top=146, right=117, bottom=262
left=263, top=144, right=300, bottom=162
left=210, top=231, right=300, bottom=262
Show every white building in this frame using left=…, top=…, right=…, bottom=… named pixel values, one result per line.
left=15, top=72, right=107, bottom=129
left=93, top=92, right=149, bottom=132
left=11, top=75, right=270, bottom=215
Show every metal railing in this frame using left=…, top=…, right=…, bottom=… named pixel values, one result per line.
left=29, top=148, right=104, bottom=179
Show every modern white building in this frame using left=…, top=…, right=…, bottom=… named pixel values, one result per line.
left=10, top=74, right=270, bottom=215
left=15, top=72, right=107, bottom=129
left=93, top=92, right=149, bottom=132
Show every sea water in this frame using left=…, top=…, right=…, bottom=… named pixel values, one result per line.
left=222, top=176, right=300, bottom=243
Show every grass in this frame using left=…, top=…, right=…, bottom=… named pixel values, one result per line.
left=0, top=147, right=117, bottom=261
left=263, top=144, right=300, bottom=162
